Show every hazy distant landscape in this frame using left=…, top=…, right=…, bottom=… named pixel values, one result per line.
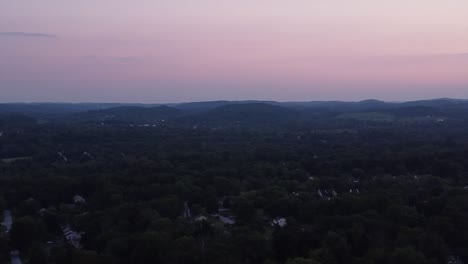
left=2, top=98, right=468, bottom=122
left=1, top=98, right=468, bottom=264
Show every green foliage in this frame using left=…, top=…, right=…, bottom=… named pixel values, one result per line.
left=10, top=216, right=47, bottom=251
left=1, top=102, right=468, bottom=264
left=286, top=257, right=321, bottom=264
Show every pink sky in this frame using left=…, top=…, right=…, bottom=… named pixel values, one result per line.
left=1, top=0, right=467, bottom=102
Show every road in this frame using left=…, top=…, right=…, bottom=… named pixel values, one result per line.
left=3, top=210, right=22, bottom=264
left=2, top=210, right=12, bottom=232
left=10, top=251, right=22, bottom=264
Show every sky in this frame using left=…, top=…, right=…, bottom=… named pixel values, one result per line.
left=1, top=0, right=467, bottom=103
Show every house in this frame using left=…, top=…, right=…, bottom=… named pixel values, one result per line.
left=448, top=256, right=464, bottom=264
left=195, top=216, right=208, bottom=222
left=213, top=214, right=236, bottom=225
left=62, top=225, right=82, bottom=248
left=57, top=152, right=68, bottom=162
left=332, top=190, right=338, bottom=197
left=38, top=208, right=48, bottom=216
left=271, top=217, right=287, bottom=228
left=73, top=195, right=86, bottom=204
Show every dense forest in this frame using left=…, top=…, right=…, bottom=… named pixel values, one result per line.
left=0, top=99, right=467, bottom=264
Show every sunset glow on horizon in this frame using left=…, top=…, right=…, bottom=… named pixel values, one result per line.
left=1, top=0, right=467, bottom=102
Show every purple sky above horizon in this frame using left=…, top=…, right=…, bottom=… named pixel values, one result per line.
left=1, top=0, right=467, bottom=103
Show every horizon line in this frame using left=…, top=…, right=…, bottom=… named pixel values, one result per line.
left=1, top=97, right=467, bottom=105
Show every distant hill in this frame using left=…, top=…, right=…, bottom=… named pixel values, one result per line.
left=78, top=106, right=182, bottom=123
left=0, top=103, right=159, bottom=120
left=283, top=99, right=392, bottom=111
left=356, top=99, right=389, bottom=108
left=401, top=98, right=468, bottom=108
left=196, top=103, right=297, bottom=124
left=172, top=100, right=279, bottom=112
left=171, top=101, right=232, bottom=112
left=2, top=99, right=467, bottom=123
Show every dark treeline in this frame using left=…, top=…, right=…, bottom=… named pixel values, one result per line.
left=0, top=100, right=468, bottom=264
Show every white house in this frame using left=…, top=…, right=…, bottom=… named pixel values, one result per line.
left=214, top=214, right=236, bottom=225
left=57, top=152, right=68, bottom=162
left=332, top=190, right=338, bottom=197
left=73, top=195, right=86, bottom=204
left=38, top=208, right=48, bottom=216
left=62, top=225, right=82, bottom=248
left=195, top=216, right=208, bottom=222
left=271, top=218, right=287, bottom=227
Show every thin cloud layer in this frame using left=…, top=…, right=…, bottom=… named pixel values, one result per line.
left=0, top=32, right=57, bottom=38
left=82, top=55, right=140, bottom=62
